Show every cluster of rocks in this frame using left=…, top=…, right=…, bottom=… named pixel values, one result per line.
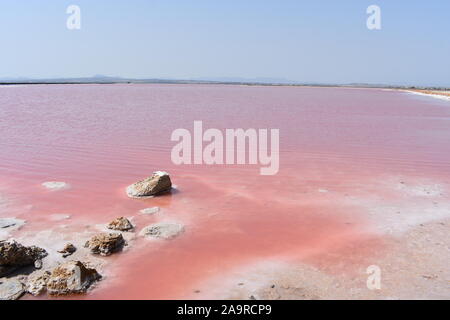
left=0, top=240, right=99, bottom=299
left=0, top=237, right=105, bottom=300
left=127, top=172, right=184, bottom=238
left=1, top=171, right=185, bottom=300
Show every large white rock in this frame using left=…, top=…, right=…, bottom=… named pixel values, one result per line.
left=140, top=222, right=184, bottom=240
left=0, top=279, right=24, bottom=300
left=126, top=172, right=172, bottom=198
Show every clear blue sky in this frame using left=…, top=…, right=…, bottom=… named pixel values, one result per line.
left=1, top=0, right=449, bottom=86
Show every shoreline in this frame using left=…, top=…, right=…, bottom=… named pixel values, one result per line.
left=0, top=80, right=448, bottom=92
left=403, top=89, right=450, bottom=101
left=2, top=172, right=449, bottom=300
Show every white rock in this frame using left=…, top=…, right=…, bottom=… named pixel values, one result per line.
left=139, top=207, right=160, bottom=215
left=42, top=182, right=70, bottom=191
left=140, top=222, right=184, bottom=240
left=49, top=214, right=71, bottom=221
left=0, top=279, right=24, bottom=300
left=0, top=218, right=25, bottom=229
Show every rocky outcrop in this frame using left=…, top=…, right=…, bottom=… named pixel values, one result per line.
left=84, top=233, right=125, bottom=256
left=26, top=271, right=51, bottom=296
left=107, top=217, right=134, bottom=231
left=0, top=240, right=48, bottom=277
left=0, top=279, right=24, bottom=300
left=126, top=171, right=172, bottom=198
left=46, top=261, right=101, bottom=295
left=139, top=222, right=184, bottom=240
left=58, top=243, right=77, bottom=258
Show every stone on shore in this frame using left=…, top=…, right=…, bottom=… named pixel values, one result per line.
left=126, top=171, right=172, bottom=198
left=0, top=240, right=48, bottom=277
left=140, top=222, right=184, bottom=240
left=57, top=243, right=77, bottom=258
left=84, top=233, right=125, bottom=256
left=46, top=261, right=101, bottom=296
left=0, top=279, right=24, bottom=300
left=0, top=218, right=25, bottom=229
left=26, top=271, right=51, bottom=296
left=107, top=217, right=134, bottom=231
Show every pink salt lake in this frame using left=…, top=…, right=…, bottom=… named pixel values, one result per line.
left=1, top=84, right=449, bottom=299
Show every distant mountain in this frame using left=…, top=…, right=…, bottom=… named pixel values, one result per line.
left=191, top=77, right=299, bottom=84
left=0, top=76, right=32, bottom=81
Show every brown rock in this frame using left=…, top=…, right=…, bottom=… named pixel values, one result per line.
left=46, top=261, right=101, bottom=295
left=107, top=217, right=133, bottom=231
left=57, top=243, right=77, bottom=258
left=0, top=240, right=48, bottom=276
left=126, top=171, right=172, bottom=198
left=26, top=271, right=51, bottom=296
left=84, top=233, right=125, bottom=256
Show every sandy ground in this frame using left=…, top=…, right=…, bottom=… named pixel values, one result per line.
left=185, top=177, right=450, bottom=300
left=414, top=90, right=450, bottom=97
left=214, top=219, right=449, bottom=300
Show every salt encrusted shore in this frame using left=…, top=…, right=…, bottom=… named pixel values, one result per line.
left=404, top=89, right=450, bottom=101
left=0, top=172, right=185, bottom=300
left=187, top=177, right=450, bottom=300
left=2, top=173, right=450, bottom=300
left=211, top=219, right=449, bottom=300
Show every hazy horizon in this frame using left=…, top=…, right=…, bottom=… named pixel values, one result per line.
left=1, top=1, right=449, bottom=87
left=1, top=75, right=448, bottom=88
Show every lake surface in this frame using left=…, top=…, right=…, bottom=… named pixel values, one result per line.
left=1, top=84, right=450, bottom=299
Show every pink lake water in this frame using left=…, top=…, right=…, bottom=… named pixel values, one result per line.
left=1, top=84, right=450, bottom=299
